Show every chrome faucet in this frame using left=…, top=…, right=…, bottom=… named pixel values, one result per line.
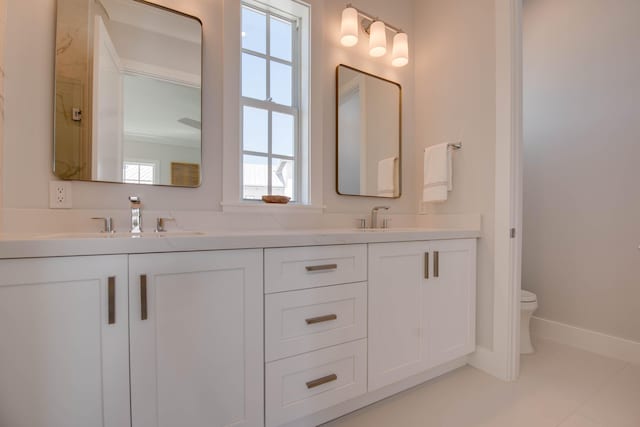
left=129, top=196, right=142, bottom=233
left=370, top=206, right=390, bottom=229
left=91, top=216, right=114, bottom=233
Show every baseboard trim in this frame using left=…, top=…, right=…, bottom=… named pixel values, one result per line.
left=531, top=316, right=640, bottom=364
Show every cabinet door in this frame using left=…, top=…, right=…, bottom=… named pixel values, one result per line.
left=0, top=256, right=130, bottom=427
left=368, top=241, right=431, bottom=392
left=426, top=239, right=476, bottom=367
left=129, top=250, right=263, bottom=427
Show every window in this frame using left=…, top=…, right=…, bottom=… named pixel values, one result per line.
left=241, top=2, right=306, bottom=202
left=123, top=161, right=156, bottom=185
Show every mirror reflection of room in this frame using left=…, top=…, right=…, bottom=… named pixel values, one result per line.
left=336, top=65, right=401, bottom=198
left=54, top=0, right=202, bottom=187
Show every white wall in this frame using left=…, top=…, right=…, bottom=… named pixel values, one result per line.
left=523, top=0, right=640, bottom=342
left=2, top=0, right=417, bottom=219
left=414, top=0, right=497, bottom=349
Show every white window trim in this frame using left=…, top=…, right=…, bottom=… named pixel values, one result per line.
left=222, top=0, right=322, bottom=213
left=240, top=4, right=300, bottom=201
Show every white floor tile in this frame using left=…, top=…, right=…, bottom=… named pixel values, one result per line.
left=323, top=339, right=632, bottom=427
left=558, top=414, right=607, bottom=427
left=577, top=363, right=640, bottom=427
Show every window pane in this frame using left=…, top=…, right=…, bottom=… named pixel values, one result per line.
left=272, top=159, right=294, bottom=199
left=242, top=6, right=266, bottom=54
left=243, top=155, right=269, bottom=200
left=270, top=16, right=292, bottom=61
left=124, top=164, right=139, bottom=181
left=270, top=61, right=292, bottom=106
left=272, top=112, right=294, bottom=157
left=139, top=165, right=154, bottom=184
left=242, top=53, right=266, bottom=100
left=243, top=107, right=269, bottom=153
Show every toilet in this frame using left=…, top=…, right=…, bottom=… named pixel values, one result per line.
left=520, top=289, right=538, bottom=354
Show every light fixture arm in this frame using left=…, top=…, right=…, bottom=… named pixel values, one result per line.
left=346, top=3, right=403, bottom=35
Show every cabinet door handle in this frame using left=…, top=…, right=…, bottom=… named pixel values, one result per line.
left=306, top=374, right=338, bottom=389
left=434, top=251, right=440, bottom=278
left=140, top=275, right=148, bottom=321
left=305, top=264, right=338, bottom=272
left=424, top=252, right=429, bottom=279
left=305, top=314, right=338, bottom=325
left=108, top=277, right=116, bottom=325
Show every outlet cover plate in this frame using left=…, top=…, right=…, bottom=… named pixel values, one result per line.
left=49, top=181, right=73, bottom=209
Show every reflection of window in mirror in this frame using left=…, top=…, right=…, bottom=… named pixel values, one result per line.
left=123, top=161, right=157, bottom=185
left=240, top=0, right=310, bottom=203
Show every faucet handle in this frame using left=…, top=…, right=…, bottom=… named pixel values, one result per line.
left=91, top=217, right=114, bottom=233
left=129, top=195, right=141, bottom=205
left=155, top=217, right=175, bottom=233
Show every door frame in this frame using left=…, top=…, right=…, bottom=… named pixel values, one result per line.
left=469, top=0, right=523, bottom=382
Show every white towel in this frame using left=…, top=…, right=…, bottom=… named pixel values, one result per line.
left=377, top=156, right=397, bottom=197
left=423, top=143, right=452, bottom=202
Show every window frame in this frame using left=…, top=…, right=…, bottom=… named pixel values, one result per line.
left=122, top=160, right=159, bottom=185
left=240, top=2, right=302, bottom=202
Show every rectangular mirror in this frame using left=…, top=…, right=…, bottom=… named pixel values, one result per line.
left=54, top=0, right=202, bottom=187
left=336, top=64, right=401, bottom=198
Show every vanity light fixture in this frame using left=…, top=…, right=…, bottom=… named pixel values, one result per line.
left=391, top=32, right=409, bottom=67
left=368, top=20, right=387, bottom=57
left=340, top=6, right=359, bottom=47
left=339, top=3, right=409, bottom=67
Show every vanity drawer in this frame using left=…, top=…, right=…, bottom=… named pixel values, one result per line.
left=265, top=282, right=367, bottom=362
left=265, top=339, right=367, bottom=427
left=264, top=245, right=367, bottom=293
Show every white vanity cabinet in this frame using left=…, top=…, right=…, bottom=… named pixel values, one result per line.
left=0, top=255, right=130, bottom=427
left=0, top=249, right=264, bottom=427
left=264, top=245, right=368, bottom=427
left=0, top=231, right=478, bottom=427
left=128, top=250, right=264, bottom=427
left=368, top=239, right=476, bottom=391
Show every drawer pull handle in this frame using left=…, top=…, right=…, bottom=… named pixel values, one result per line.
left=424, top=252, right=429, bottom=279
left=434, top=251, right=440, bottom=278
left=140, top=275, right=148, bottom=321
left=305, top=314, right=338, bottom=325
left=305, top=264, right=338, bottom=272
left=107, top=277, right=116, bottom=325
left=306, top=374, right=338, bottom=389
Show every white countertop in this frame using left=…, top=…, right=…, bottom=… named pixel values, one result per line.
left=0, top=228, right=481, bottom=259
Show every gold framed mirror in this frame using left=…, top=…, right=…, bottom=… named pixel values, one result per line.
left=336, top=64, right=402, bottom=198
left=54, top=0, right=202, bottom=187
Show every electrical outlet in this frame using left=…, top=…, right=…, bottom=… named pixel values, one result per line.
left=49, top=181, right=73, bottom=209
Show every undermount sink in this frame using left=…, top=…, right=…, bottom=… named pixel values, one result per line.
left=41, top=231, right=206, bottom=239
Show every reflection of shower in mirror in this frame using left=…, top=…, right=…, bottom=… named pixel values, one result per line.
left=54, top=0, right=203, bottom=187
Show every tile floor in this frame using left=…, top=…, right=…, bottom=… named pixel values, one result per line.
left=323, top=339, right=640, bottom=427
